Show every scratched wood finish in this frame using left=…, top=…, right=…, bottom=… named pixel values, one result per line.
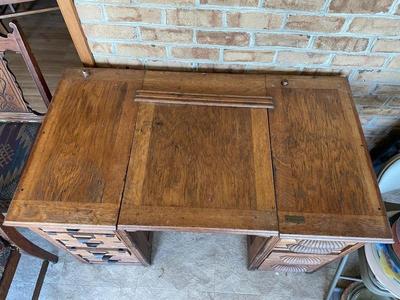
left=5, top=69, right=145, bottom=229
left=4, top=69, right=391, bottom=246
left=119, top=71, right=277, bottom=235
left=134, top=90, right=274, bottom=109
left=266, top=75, right=392, bottom=242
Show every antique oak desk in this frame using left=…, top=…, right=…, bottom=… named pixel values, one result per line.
left=4, top=69, right=392, bottom=272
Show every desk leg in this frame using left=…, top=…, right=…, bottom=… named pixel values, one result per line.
left=116, top=230, right=153, bottom=266
left=247, top=235, right=279, bottom=270
left=247, top=235, right=363, bottom=273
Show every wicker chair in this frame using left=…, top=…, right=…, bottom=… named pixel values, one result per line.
left=0, top=20, right=57, bottom=299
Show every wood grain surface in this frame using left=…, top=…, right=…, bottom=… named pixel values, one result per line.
left=5, top=69, right=144, bottom=229
left=134, top=90, right=274, bottom=109
left=266, top=75, right=392, bottom=242
left=4, top=69, right=391, bottom=243
left=119, top=71, right=278, bottom=235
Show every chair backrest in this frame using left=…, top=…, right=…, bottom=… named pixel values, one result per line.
left=0, top=20, right=51, bottom=122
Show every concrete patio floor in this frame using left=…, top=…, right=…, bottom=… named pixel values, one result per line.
left=6, top=229, right=344, bottom=300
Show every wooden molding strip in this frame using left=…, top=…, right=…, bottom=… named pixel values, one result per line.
left=135, top=90, right=274, bottom=109
left=56, top=0, right=95, bottom=67
left=0, top=112, right=43, bottom=122
left=0, top=0, right=35, bottom=4
left=0, top=7, right=60, bottom=20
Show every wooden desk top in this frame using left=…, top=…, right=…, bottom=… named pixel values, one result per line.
left=5, top=69, right=144, bottom=230
left=5, top=68, right=392, bottom=242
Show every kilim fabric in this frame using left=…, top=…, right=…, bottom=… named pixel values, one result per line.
left=0, top=122, right=40, bottom=211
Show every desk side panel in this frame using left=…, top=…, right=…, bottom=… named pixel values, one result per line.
left=5, top=69, right=144, bottom=228
left=266, top=76, right=392, bottom=243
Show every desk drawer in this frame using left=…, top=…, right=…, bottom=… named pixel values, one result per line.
left=68, top=248, right=140, bottom=264
left=274, top=239, right=353, bottom=255
left=44, top=231, right=126, bottom=249
left=36, top=227, right=143, bottom=264
left=259, top=251, right=336, bottom=272
left=40, top=227, right=115, bottom=235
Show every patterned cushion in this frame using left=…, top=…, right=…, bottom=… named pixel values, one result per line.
left=0, top=122, right=40, bottom=210
left=0, top=237, right=11, bottom=277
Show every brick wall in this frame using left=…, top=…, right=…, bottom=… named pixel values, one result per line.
left=75, top=0, right=400, bottom=148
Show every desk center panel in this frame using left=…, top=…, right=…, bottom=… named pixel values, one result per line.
left=118, top=102, right=277, bottom=235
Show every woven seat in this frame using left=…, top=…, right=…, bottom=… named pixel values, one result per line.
left=0, top=237, right=11, bottom=277
left=0, top=122, right=40, bottom=211
left=0, top=21, right=57, bottom=299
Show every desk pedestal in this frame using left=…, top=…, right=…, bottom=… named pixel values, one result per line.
left=248, top=236, right=362, bottom=272
left=33, top=226, right=362, bottom=273
left=32, top=226, right=151, bottom=265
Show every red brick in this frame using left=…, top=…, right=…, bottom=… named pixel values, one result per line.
left=285, top=15, right=345, bottom=33
left=95, top=0, right=130, bottom=3
left=314, top=36, right=368, bottom=52
left=171, top=47, right=219, bottom=60
left=388, top=97, right=400, bottom=106
left=354, top=96, right=386, bottom=107
left=332, top=55, right=386, bottom=67
left=167, top=9, right=222, bottom=27
left=350, top=83, right=371, bottom=96
left=146, top=60, right=193, bottom=70
left=357, top=70, right=400, bottom=82
left=389, top=57, right=400, bottom=69
left=197, top=31, right=249, bottom=46
left=138, top=0, right=194, bottom=4
left=95, top=57, right=143, bottom=68
left=200, top=0, right=258, bottom=6
left=266, top=0, right=324, bottom=11
left=76, top=4, right=103, bottom=21
left=115, top=44, right=165, bottom=58
left=141, top=27, right=193, bottom=43
left=349, top=18, right=400, bottom=36
left=329, top=0, right=392, bottom=13
left=223, top=50, right=275, bottom=62
left=277, top=51, right=329, bottom=65
left=89, top=42, right=113, bottom=54
left=227, top=12, right=283, bottom=29
left=374, top=84, right=400, bottom=95
left=105, top=7, right=161, bottom=23
left=255, top=33, right=309, bottom=48
left=372, top=39, right=400, bottom=53
left=83, top=24, right=135, bottom=40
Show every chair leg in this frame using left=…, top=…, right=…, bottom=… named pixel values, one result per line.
left=0, top=248, right=21, bottom=299
left=32, top=260, right=49, bottom=300
left=0, top=223, right=58, bottom=263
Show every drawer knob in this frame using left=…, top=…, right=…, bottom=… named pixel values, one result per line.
left=281, top=79, right=289, bottom=86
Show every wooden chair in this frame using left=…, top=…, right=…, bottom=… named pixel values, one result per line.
left=0, top=1, right=59, bottom=20
left=0, top=21, right=57, bottom=299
